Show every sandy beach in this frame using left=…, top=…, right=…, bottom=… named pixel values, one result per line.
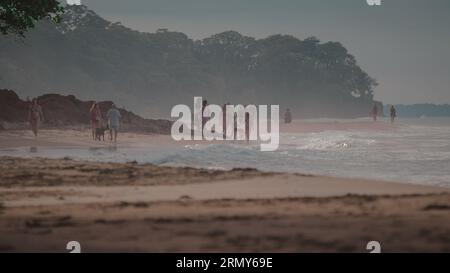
left=0, top=126, right=449, bottom=252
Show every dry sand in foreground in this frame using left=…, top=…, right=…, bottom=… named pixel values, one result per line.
left=0, top=157, right=449, bottom=253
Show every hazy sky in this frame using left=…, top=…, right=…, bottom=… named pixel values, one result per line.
left=79, top=0, right=450, bottom=104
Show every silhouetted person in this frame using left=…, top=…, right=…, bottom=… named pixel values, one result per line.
left=107, top=104, right=122, bottom=142
left=371, top=103, right=378, bottom=122
left=223, top=103, right=228, bottom=139
left=28, top=98, right=44, bottom=138
left=284, top=108, right=292, bottom=124
left=90, top=102, right=102, bottom=140
left=245, top=109, right=250, bottom=141
left=390, top=105, right=397, bottom=124
left=202, top=99, right=208, bottom=135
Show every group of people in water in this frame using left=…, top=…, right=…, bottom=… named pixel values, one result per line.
left=370, top=103, right=397, bottom=124
left=285, top=104, right=395, bottom=124
left=199, top=100, right=253, bottom=140
left=27, top=98, right=122, bottom=141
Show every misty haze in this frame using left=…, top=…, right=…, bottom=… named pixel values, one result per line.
left=0, top=0, right=449, bottom=255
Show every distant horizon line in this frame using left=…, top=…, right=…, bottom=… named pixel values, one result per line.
left=7, top=89, right=450, bottom=108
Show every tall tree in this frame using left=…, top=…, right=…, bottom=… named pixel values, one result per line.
left=0, top=0, right=63, bottom=37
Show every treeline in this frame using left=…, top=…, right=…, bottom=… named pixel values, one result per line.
left=0, top=4, right=378, bottom=118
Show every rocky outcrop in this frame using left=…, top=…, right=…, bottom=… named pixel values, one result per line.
left=0, top=89, right=172, bottom=134
left=0, top=89, right=30, bottom=123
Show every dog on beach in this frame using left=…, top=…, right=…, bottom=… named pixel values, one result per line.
left=95, top=123, right=109, bottom=141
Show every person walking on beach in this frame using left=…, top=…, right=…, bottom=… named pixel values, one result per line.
left=223, top=103, right=228, bottom=139
left=202, top=100, right=208, bottom=125
left=28, top=98, right=44, bottom=138
left=371, top=103, right=378, bottom=122
left=90, top=102, right=102, bottom=140
left=202, top=99, right=208, bottom=136
left=106, top=103, right=122, bottom=142
left=284, top=108, right=292, bottom=124
left=390, top=105, right=397, bottom=124
left=245, top=111, right=250, bottom=141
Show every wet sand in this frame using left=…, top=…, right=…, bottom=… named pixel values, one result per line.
left=0, top=128, right=172, bottom=149
left=0, top=118, right=397, bottom=149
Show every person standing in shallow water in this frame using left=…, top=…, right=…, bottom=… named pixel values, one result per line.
left=222, top=103, right=228, bottom=139
left=202, top=100, right=208, bottom=126
left=28, top=98, right=44, bottom=138
left=371, top=103, right=378, bottom=122
left=202, top=100, right=208, bottom=137
left=106, top=104, right=122, bottom=142
left=390, top=105, right=397, bottom=124
left=245, top=109, right=250, bottom=141
left=284, top=108, right=292, bottom=124
left=90, top=102, right=102, bottom=140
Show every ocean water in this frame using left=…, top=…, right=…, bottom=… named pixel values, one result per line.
left=1, top=117, right=450, bottom=187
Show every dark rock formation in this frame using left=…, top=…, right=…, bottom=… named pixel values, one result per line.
left=0, top=89, right=172, bottom=134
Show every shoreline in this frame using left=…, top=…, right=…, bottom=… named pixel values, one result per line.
left=0, top=126, right=449, bottom=189
left=1, top=157, right=448, bottom=208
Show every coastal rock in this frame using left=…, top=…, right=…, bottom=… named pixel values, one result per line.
left=0, top=89, right=172, bottom=134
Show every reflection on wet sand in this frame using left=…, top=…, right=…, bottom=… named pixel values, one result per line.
left=88, top=145, right=118, bottom=153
